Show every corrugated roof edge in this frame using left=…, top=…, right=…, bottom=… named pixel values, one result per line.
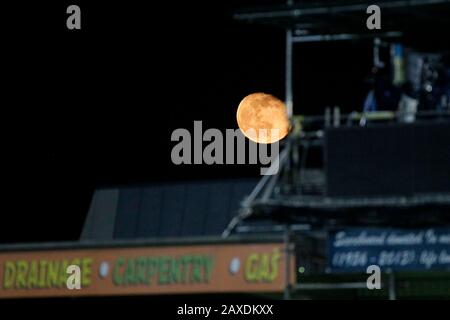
left=0, top=234, right=285, bottom=252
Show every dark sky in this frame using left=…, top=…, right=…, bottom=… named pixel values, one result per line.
left=1, top=1, right=399, bottom=243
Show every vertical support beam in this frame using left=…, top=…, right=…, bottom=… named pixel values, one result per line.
left=282, top=20, right=294, bottom=294
left=286, top=28, right=293, bottom=118
left=373, top=37, right=381, bottom=68
left=283, top=224, right=292, bottom=300
left=387, top=269, right=396, bottom=300
left=284, top=3, right=293, bottom=292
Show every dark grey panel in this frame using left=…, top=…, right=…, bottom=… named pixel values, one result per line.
left=158, top=184, right=186, bottom=237
left=80, top=189, right=119, bottom=240
left=83, top=179, right=258, bottom=240
left=203, top=182, right=234, bottom=235
left=229, top=181, right=255, bottom=221
left=113, top=187, right=142, bottom=239
left=136, top=186, right=163, bottom=238
left=180, top=183, right=209, bottom=236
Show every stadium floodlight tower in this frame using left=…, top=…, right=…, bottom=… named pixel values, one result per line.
left=223, top=0, right=450, bottom=237
left=223, top=0, right=450, bottom=300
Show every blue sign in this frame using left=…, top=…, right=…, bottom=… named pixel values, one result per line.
left=328, top=228, right=450, bottom=272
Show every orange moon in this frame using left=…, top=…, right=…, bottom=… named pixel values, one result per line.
left=236, top=93, right=290, bottom=144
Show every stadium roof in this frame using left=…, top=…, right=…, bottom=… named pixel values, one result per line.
left=234, top=0, right=450, bottom=39
left=81, top=179, right=258, bottom=240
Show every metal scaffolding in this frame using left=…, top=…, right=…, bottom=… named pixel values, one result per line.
left=224, top=0, right=450, bottom=299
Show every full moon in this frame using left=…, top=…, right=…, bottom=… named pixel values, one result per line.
left=236, top=93, right=290, bottom=144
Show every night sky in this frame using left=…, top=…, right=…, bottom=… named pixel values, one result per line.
left=2, top=1, right=393, bottom=244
